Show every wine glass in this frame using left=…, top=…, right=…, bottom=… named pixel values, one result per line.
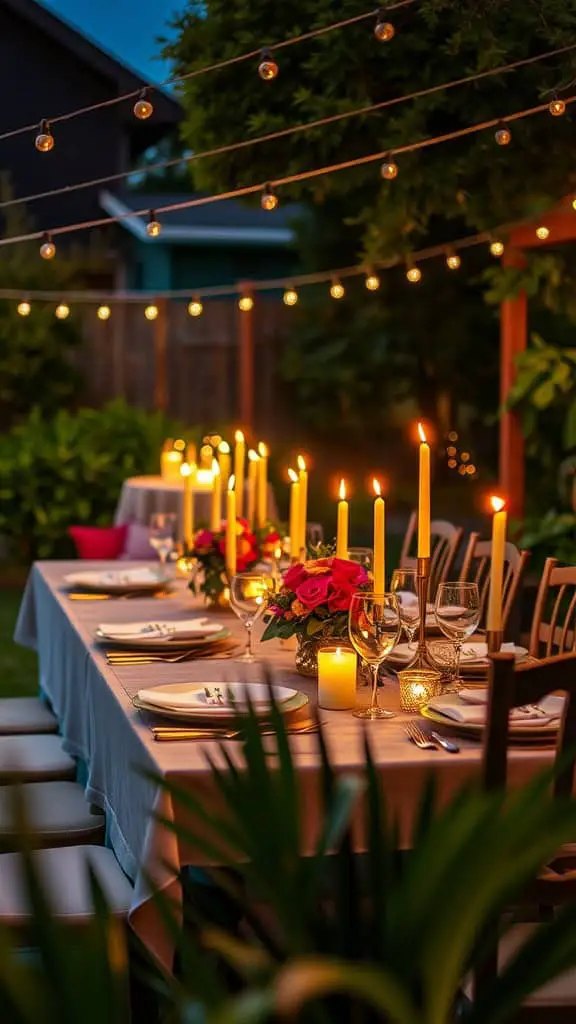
left=390, top=569, right=420, bottom=650
left=348, top=592, right=400, bottom=720
left=435, top=582, right=481, bottom=687
left=230, top=573, right=272, bottom=663
left=149, top=513, right=177, bottom=570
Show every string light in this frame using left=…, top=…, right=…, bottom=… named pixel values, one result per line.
left=572, top=196, right=576, bottom=212
left=448, top=458, right=457, bottom=469
left=144, top=304, right=159, bottom=320
left=146, top=210, right=161, bottom=237
left=261, top=183, right=278, bottom=210
left=55, top=303, right=70, bottom=320
left=17, top=301, right=31, bottom=316
left=133, top=89, right=154, bottom=120
left=258, top=49, right=278, bottom=81
left=97, top=305, right=111, bottom=320
left=365, top=272, right=380, bottom=290
left=446, top=249, right=461, bottom=270
left=536, top=225, right=550, bottom=239
left=35, top=119, right=54, bottom=153
left=330, top=278, right=345, bottom=299
left=283, top=287, right=298, bottom=306
left=489, top=239, right=505, bottom=257
left=381, top=154, right=398, bottom=180
left=188, top=296, right=203, bottom=317
left=39, top=233, right=56, bottom=259
left=374, top=10, right=395, bottom=40
left=549, top=97, right=566, bottom=116
left=406, top=262, right=422, bottom=283
left=238, top=294, right=254, bottom=311
left=494, top=121, right=511, bottom=145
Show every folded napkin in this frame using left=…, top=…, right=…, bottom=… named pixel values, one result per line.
left=428, top=694, right=563, bottom=727
left=98, top=617, right=223, bottom=641
left=137, top=682, right=297, bottom=712
left=458, top=641, right=517, bottom=664
left=395, top=591, right=418, bottom=608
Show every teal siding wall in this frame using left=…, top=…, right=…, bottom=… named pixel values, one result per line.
left=127, top=239, right=297, bottom=291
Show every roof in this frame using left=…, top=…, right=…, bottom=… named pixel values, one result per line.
left=100, top=190, right=301, bottom=247
left=3, top=0, right=181, bottom=126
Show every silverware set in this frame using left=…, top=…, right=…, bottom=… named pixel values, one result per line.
left=106, top=648, right=239, bottom=666
left=404, top=721, right=460, bottom=753
left=152, top=719, right=320, bottom=742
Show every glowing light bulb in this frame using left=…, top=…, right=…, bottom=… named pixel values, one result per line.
left=283, top=288, right=298, bottom=306
left=35, top=119, right=54, bottom=153
left=365, top=273, right=380, bottom=290
left=381, top=155, right=398, bottom=180
left=17, top=301, right=31, bottom=316
left=446, top=251, right=461, bottom=270
left=330, top=279, right=345, bottom=299
left=536, top=225, right=550, bottom=240
left=55, top=303, right=70, bottom=320
left=374, top=13, right=395, bottom=41
left=495, top=122, right=511, bottom=146
left=146, top=210, right=161, bottom=237
left=549, top=98, right=566, bottom=116
left=258, top=48, right=278, bottom=80
left=39, top=234, right=56, bottom=260
left=144, top=304, right=159, bottom=320
left=188, top=297, right=203, bottom=317
left=238, top=294, right=254, bottom=312
left=97, top=305, right=111, bottom=321
left=406, top=265, right=422, bottom=283
left=133, top=89, right=153, bottom=120
left=261, top=183, right=278, bottom=210
left=490, top=239, right=504, bottom=257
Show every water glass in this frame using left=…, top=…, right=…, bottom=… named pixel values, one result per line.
left=149, top=513, right=177, bottom=567
left=230, top=573, right=272, bottom=663
left=435, top=582, right=481, bottom=685
left=390, top=569, right=420, bottom=647
left=348, top=592, right=400, bottom=720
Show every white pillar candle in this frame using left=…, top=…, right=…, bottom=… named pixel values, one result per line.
left=318, top=645, right=357, bottom=710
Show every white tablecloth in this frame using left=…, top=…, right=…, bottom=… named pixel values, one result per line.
left=114, top=475, right=279, bottom=530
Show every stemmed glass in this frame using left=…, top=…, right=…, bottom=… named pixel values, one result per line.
left=149, top=513, right=177, bottom=571
left=435, top=582, right=481, bottom=687
left=348, top=592, right=401, bottom=720
left=390, top=569, right=420, bottom=650
left=230, top=573, right=272, bottom=663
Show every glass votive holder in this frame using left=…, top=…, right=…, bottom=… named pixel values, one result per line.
left=317, top=642, right=358, bottom=710
left=398, top=668, right=442, bottom=712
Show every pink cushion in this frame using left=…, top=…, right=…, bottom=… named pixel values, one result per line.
left=119, top=522, right=158, bottom=561
left=68, top=525, right=128, bottom=560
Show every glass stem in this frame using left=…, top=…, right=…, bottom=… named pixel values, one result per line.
left=454, top=640, right=463, bottom=682
left=245, top=622, right=253, bottom=658
left=369, top=663, right=380, bottom=711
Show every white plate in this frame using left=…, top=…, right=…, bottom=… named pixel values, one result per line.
left=388, top=640, right=528, bottom=669
left=133, top=682, right=307, bottom=723
left=97, top=617, right=225, bottom=642
left=95, top=626, right=231, bottom=651
left=421, top=693, right=561, bottom=739
left=64, top=568, right=170, bottom=594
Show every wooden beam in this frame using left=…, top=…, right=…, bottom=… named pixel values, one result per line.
left=499, top=250, right=527, bottom=520
left=238, top=284, right=254, bottom=429
left=153, top=297, right=168, bottom=412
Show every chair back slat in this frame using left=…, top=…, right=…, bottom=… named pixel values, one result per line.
left=399, top=514, right=463, bottom=599
left=459, top=536, right=529, bottom=637
left=530, top=559, right=576, bottom=657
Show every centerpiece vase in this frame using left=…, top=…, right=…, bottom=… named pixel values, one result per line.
left=295, top=635, right=323, bottom=677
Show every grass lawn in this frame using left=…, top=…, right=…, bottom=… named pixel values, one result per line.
left=0, top=588, right=37, bottom=697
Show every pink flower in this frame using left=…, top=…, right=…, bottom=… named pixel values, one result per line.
left=296, top=574, right=331, bottom=611
left=331, top=558, right=368, bottom=587
left=283, top=562, right=307, bottom=591
left=194, top=529, right=214, bottom=552
left=327, top=586, right=354, bottom=613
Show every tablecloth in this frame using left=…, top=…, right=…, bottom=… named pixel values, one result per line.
left=114, top=476, right=279, bottom=530
left=14, top=561, right=552, bottom=968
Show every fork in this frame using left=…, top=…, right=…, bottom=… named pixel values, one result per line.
left=404, top=721, right=460, bottom=753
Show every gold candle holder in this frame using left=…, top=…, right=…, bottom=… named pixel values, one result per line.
left=486, top=629, right=503, bottom=654
left=398, top=668, right=442, bottom=712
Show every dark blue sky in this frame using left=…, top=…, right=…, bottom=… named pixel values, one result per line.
left=42, top=0, right=178, bottom=83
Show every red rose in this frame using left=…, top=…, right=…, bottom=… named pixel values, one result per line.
left=283, top=562, right=307, bottom=591
left=331, top=558, right=368, bottom=587
left=327, top=585, right=355, bottom=613
left=194, top=529, right=214, bottom=552
left=218, top=521, right=258, bottom=571
left=296, top=574, right=331, bottom=611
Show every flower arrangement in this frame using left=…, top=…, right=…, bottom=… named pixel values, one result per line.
left=189, top=519, right=281, bottom=605
left=261, top=556, right=370, bottom=642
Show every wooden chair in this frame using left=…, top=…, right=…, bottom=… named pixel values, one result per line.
left=399, top=512, right=463, bottom=600
left=530, top=558, right=576, bottom=658
left=471, top=652, right=576, bottom=1019
left=459, top=533, right=530, bottom=638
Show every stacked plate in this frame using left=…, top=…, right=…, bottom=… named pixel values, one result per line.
left=133, top=681, right=308, bottom=723
left=388, top=640, right=528, bottom=675
left=64, top=567, right=171, bottom=595
left=95, top=617, right=231, bottom=652
left=421, top=690, right=562, bottom=743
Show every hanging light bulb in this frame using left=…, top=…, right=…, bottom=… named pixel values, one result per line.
left=380, top=154, right=398, bottom=180
left=261, top=183, right=278, bottom=211
left=17, top=301, right=31, bottom=317
left=144, top=304, right=159, bottom=320
left=446, top=249, right=461, bottom=270
left=97, top=305, right=111, bottom=321
left=188, top=296, right=203, bottom=317
left=374, top=10, right=395, bottom=41
left=365, top=272, right=380, bottom=290
left=258, top=48, right=279, bottom=80
left=55, top=302, right=70, bottom=320
left=406, top=262, right=422, bottom=283
left=572, top=196, right=576, bottom=212
left=146, top=210, right=161, bottom=237
left=238, top=293, right=254, bottom=312
left=283, top=287, right=298, bottom=306
left=494, top=122, right=511, bottom=146
left=330, top=278, right=345, bottom=299
left=35, top=119, right=54, bottom=153
left=133, top=88, right=154, bottom=120
left=549, top=97, right=566, bottom=117
left=39, top=233, right=56, bottom=260
left=536, top=225, right=550, bottom=240
left=490, top=239, right=505, bottom=257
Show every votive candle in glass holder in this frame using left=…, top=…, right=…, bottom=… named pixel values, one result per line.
left=318, top=643, right=357, bottom=710
left=398, top=668, right=442, bottom=712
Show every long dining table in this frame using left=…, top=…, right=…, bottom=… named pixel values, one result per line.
left=14, top=560, right=553, bottom=968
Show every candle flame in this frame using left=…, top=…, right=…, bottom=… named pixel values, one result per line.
left=218, top=441, right=230, bottom=454
left=339, top=479, right=346, bottom=501
left=417, top=422, right=427, bottom=444
left=228, top=474, right=235, bottom=492
left=297, top=454, right=306, bottom=472
left=248, top=448, right=259, bottom=462
left=373, top=478, right=381, bottom=497
left=234, top=429, right=244, bottom=443
left=212, top=458, right=220, bottom=475
left=258, top=441, right=268, bottom=457
left=288, top=467, right=298, bottom=484
left=180, top=462, right=192, bottom=478
left=490, top=495, right=506, bottom=513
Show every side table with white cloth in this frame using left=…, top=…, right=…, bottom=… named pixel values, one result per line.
left=114, top=475, right=279, bottom=531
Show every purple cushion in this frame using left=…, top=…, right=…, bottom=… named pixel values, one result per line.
left=68, top=525, right=128, bottom=560
left=119, top=522, right=158, bottom=561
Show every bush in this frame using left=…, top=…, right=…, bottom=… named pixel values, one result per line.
left=0, top=401, right=195, bottom=561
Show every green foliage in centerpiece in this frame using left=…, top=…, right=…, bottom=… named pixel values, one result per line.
left=261, top=556, right=370, bottom=642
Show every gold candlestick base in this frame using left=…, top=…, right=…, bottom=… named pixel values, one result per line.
left=406, top=556, right=445, bottom=675
left=486, top=629, right=503, bottom=654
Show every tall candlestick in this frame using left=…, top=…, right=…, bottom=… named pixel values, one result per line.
left=487, top=495, right=507, bottom=633
left=373, top=478, right=385, bottom=593
left=257, top=442, right=268, bottom=528
left=180, top=462, right=194, bottom=549
left=218, top=441, right=231, bottom=487
left=297, top=454, right=308, bottom=557
left=234, top=430, right=245, bottom=518
left=247, top=449, right=259, bottom=529
left=417, top=422, right=431, bottom=558
left=161, top=443, right=183, bottom=483
left=336, top=479, right=349, bottom=559
left=288, top=468, right=301, bottom=560
left=186, top=442, right=197, bottom=466
left=210, top=458, right=222, bottom=533
left=226, top=475, right=237, bottom=576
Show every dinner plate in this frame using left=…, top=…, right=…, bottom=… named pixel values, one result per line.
left=97, top=617, right=225, bottom=642
left=95, top=626, right=231, bottom=651
left=133, top=682, right=309, bottom=724
left=388, top=640, right=528, bottom=670
left=64, top=568, right=171, bottom=594
left=421, top=694, right=560, bottom=741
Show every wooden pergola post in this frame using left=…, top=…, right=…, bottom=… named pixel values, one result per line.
left=499, top=250, right=527, bottom=520
left=238, top=283, right=254, bottom=430
left=153, top=297, right=168, bottom=412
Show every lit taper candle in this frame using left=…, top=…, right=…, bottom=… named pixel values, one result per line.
left=257, top=442, right=268, bottom=528
left=487, top=496, right=507, bottom=633
left=234, top=430, right=245, bottom=518
left=180, top=462, right=194, bottom=549
left=210, top=458, right=222, bottom=532
left=336, top=479, right=349, bottom=559
left=288, top=468, right=301, bottom=560
left=226, top=475, right=237, bottom=576
left=247, top=449, right=259, bottom=529
left=373, top=478, right=385, bottom=593
left=218, top=440, right=231, bottom=487
left=297, top=454, right=308, bottom=557
left=417, top=422, right=431, bottom=558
